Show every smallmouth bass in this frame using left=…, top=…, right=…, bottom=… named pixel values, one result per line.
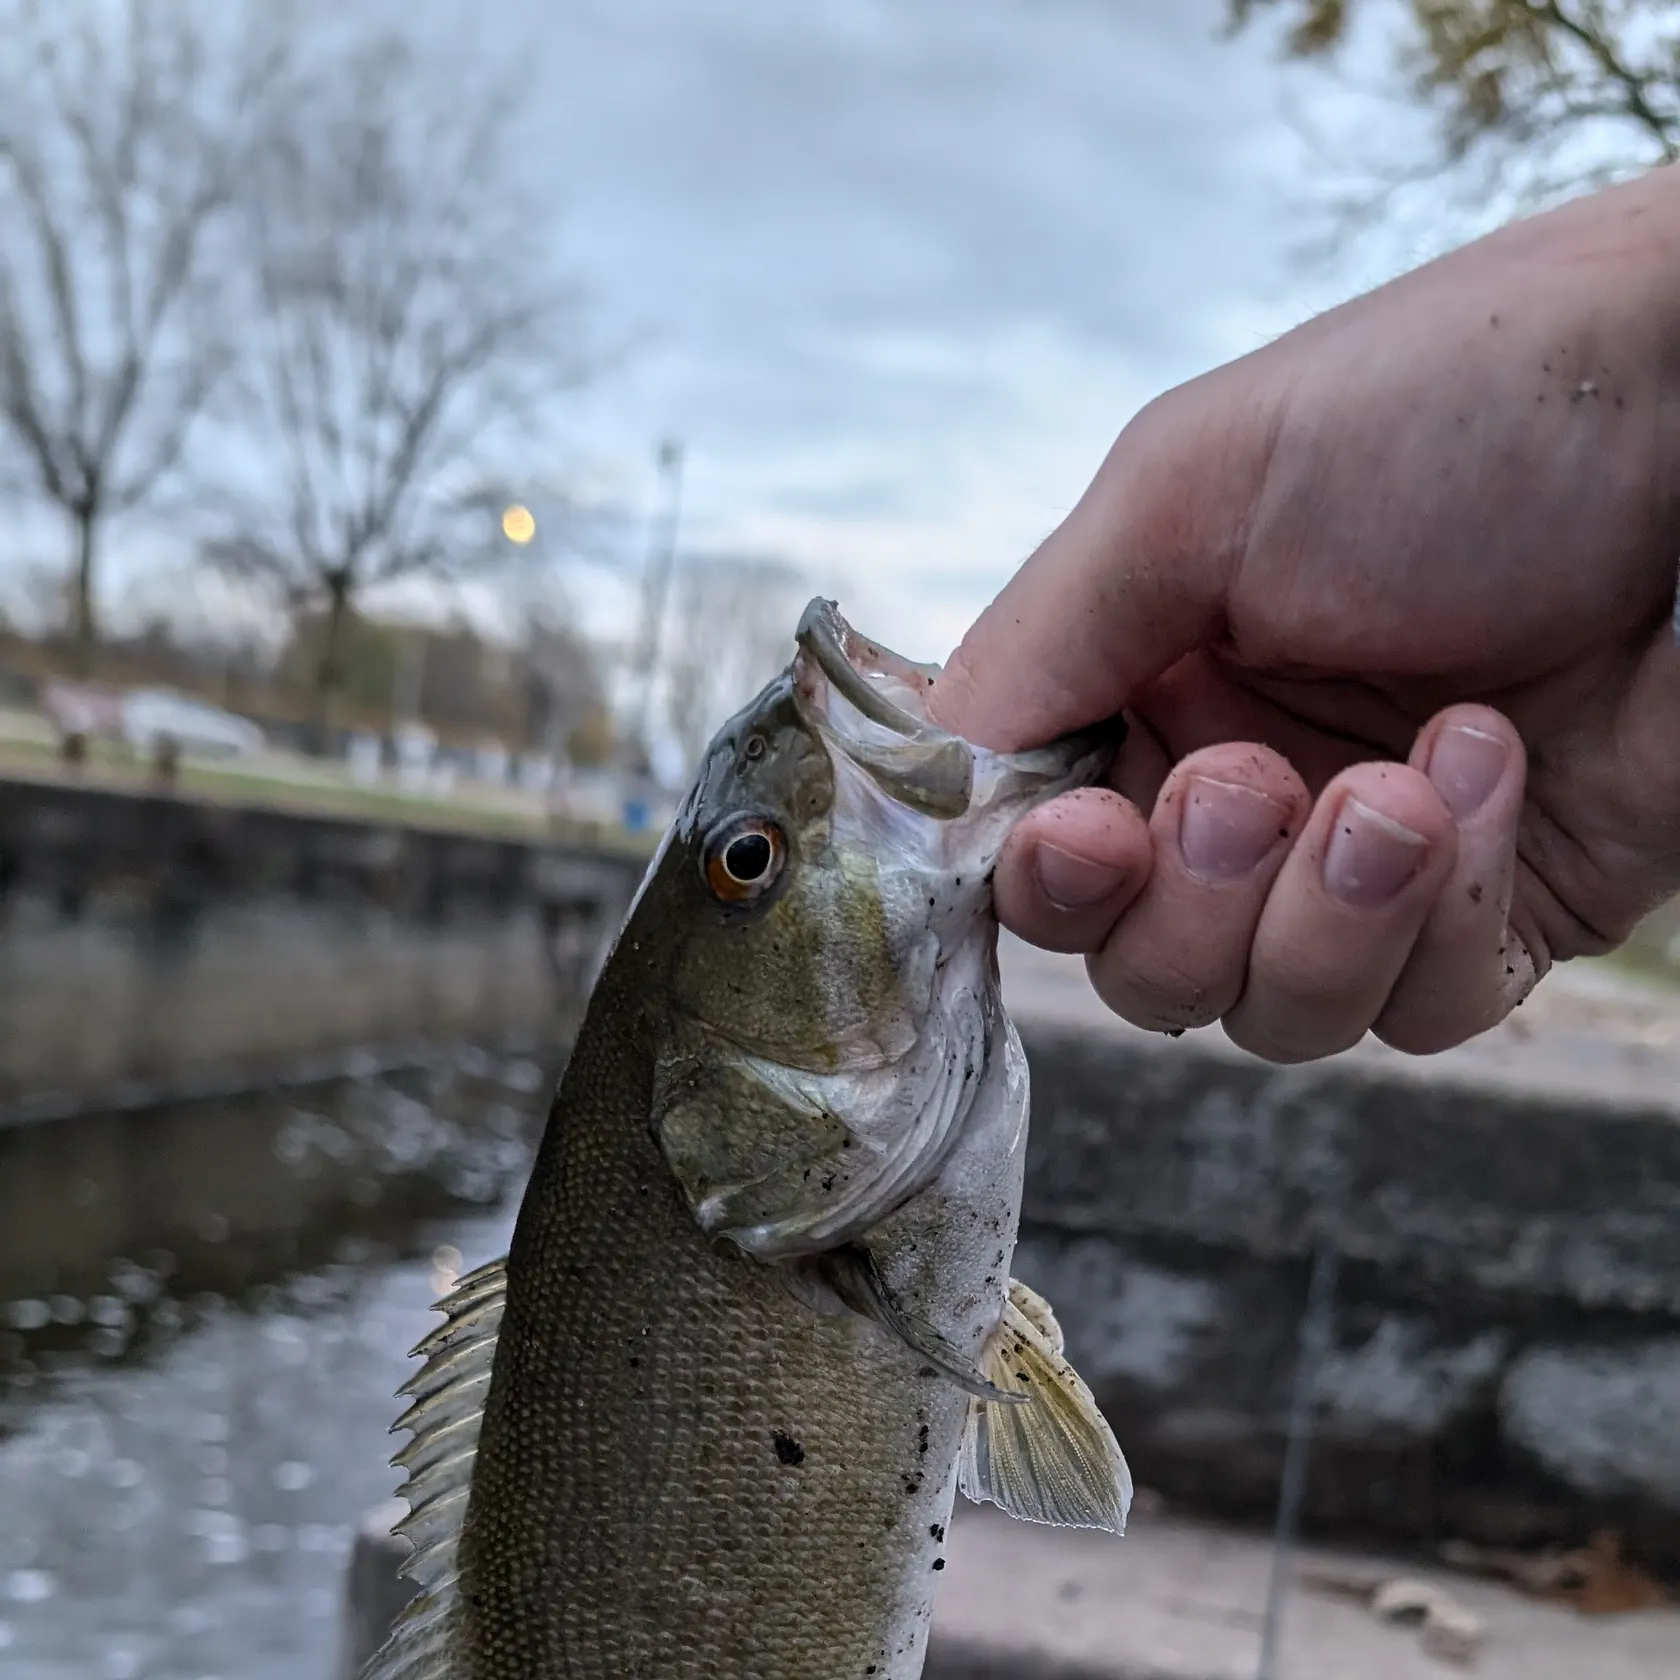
left=364, top=600, right=1132, bottom=1680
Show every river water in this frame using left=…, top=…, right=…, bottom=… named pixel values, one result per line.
left=0, top=1049, right=559, bottom=1680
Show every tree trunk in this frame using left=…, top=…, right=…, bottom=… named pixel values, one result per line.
left=70, top=505, right=99, bottom=676
left=310, top=577, right=352, bottom=757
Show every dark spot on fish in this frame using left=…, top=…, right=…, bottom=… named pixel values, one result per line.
left=773, top=1430, right=805, bottom=1466
left=1017, top=1371, right=1031, bottom=1382
left=930, top=1523, right=945, bottom=1541
left=628, top=1356, right=639, bottom=1368
left=932, top=1558, right=945, bottom=1571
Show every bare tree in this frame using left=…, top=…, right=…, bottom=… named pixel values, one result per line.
left=201, top=30, right=589, bottom=749
left=521, top=613, right=611, bottom=762
left=662, top=555, right=810, bottom=776
left=0, top=0, right=289, bottom=668
left=1231, top=1, right=1680, bottom=240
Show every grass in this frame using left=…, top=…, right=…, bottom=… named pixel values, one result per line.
left=1592, top=940, right=1680, bottom=993
left=0, top=735, right=662, bottom=859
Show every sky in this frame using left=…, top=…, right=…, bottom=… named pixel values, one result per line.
left=2, top=0, right=1434, bottom=691
left=487, top=0, right=1393, bottom=664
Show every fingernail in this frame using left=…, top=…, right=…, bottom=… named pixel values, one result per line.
left=1179, top=776, right=1290, bottom=883
left=1427, top=725, right=1507, bottom=821
left=1035, top=843, right=1126, bottom=910
left=1322, top=797, right=1430, bottom=908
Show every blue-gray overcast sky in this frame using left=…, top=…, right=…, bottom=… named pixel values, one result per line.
left=18, top=0, right=1416, bottom=665
left=498, top=0, right=1382, bottom=660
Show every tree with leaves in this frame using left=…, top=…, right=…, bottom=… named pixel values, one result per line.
left=201, top=29, right=588, bottom=750
left=1232, top=1, right=1680, bottom=214
left=0, top=0, right=290, bottom=668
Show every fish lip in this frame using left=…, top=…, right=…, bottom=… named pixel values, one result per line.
left=793, top=597, right=944, bottom=740
left=792, top=597, right=976, bottom=818
left=791, top=597, right=1123, bottom=822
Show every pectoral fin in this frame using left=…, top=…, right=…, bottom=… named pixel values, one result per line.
left=958, top=1278, right=1132, bottom=1535
left=817, top=1245, right=1027, bottom=1407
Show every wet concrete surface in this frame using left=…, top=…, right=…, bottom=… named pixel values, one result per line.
left=0, top=1055, right=539, bottom=1680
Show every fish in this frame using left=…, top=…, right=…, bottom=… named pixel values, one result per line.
left=363, top=599, right=1132, bottom=1680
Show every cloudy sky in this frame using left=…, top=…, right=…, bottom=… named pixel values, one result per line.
left=490, top=0, right=1397, bottom=663
left=6, top=0, right=1432, bottom=697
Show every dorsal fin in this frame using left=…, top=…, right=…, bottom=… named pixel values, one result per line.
left=958, top=1277, right=1131, bottom=1536
left=359, top=1256, right=508, bottom=1680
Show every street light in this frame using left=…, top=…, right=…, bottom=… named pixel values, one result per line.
left=501, top=503, right=537, bottom=545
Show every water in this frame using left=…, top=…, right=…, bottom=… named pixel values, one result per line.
left=0, top=1049, right=558, bottom=1680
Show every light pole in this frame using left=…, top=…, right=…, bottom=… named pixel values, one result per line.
left=628, top=438, right=685, bottom=765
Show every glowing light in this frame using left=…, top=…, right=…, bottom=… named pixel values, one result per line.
left=501, top=504, right=536, bottom=545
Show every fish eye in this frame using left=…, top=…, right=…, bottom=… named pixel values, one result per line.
left=742, top=733, right=767, bottom=763
left=702, top=815, right=786, bottom=905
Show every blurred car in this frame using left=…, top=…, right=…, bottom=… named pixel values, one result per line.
left=119, top=689, right=266, bottom=760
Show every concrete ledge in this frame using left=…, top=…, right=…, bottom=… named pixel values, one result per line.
left=926, top=1503, right=1680, bottom=1680
left=1000, top=939, right=1680, bottom=1572
left=0, top=776, right=640, bottom=1109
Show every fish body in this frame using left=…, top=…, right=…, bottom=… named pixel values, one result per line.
left=365, top=602, right=1131, bottom=1680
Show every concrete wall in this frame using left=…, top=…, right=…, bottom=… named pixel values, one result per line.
left=1005, top=968, right=1680, bottom=1574
left=0, top=776, right=643, bottom=1122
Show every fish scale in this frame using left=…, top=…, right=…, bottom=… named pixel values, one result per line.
left=457, top=994, right=962, bottom=1678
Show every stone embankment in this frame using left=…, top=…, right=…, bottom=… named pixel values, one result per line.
left=0, top=775, right=641, bottom=1123
left=1004, top=937, right=1680, bottom=1576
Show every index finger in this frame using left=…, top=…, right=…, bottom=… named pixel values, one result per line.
left=927, top=375, right=1285, bottom=752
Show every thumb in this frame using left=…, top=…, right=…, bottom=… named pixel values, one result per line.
left=928, top=377, right=1282, bottom=752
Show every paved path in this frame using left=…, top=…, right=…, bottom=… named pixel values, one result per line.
left=927, top=1503, right=1680, bottom=1679
left=998, top=934, right=1680, bottom=1114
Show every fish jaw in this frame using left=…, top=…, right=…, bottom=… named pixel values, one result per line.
left=790, top=595, right=1121, bottom=872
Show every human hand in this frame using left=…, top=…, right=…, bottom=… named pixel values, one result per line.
left=931, top=166, right=1680, bottom=1062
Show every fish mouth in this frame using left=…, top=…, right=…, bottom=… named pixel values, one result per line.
left=792, top=599, right=974, bottom=819
left=791, top=597, right=1119, bottom=824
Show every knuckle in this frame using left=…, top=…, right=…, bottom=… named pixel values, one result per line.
left=1222, top=1006, right=1366, bottom=1065
left=1088, top=944, right=1236, bottom=1033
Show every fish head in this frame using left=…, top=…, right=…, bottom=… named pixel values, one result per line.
left=637, top=598, right=1117, bottom=1254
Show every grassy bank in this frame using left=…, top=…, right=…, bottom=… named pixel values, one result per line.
left=0, top=736, right=660, bottom=859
